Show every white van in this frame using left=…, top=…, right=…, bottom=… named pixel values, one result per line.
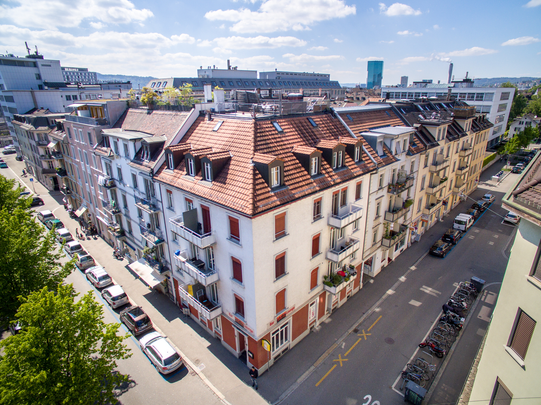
left=453, top=214, right=474, bottom=231
left=37, top=210, right=54, bottom=223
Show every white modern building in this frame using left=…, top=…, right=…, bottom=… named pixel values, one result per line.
left=61, top=67, right=98, bottom=85
left=508, top=113, right=539, bottom=138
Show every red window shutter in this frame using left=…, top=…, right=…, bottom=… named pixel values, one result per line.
left=232, top=257, right=243, bottom=283
left=235, top=295, right=245, bottom=318
left=275, top=252, right=286, bottom=279
left=310, top=267, right=318, bottom=290
left=229, top=216, right=240, bottom=242
left=355, top=181, right=362, bottom=200
left=510, top=310, right=536, bottom=359
left=275, top=213, right=286, bottom=239
left=312, top=234, right=320, bottom=257
left=276, top=289, right=286, bottom=315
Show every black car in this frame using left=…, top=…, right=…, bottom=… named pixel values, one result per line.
left=471, top=200, right=489, bottom=212
left=466, top=208, right=481, bottom=220
left=15, top=156, right=23, bottom=161
left=30, top=197, right=44, bottom=206
left=430, top=240, right=453, bottom=258
left=442, top=228, right=462, bottom=245
left=120, top=306, right=153, bottom=336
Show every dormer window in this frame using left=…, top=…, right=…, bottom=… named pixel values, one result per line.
left=141, top=145, right=150, bottom=161
left=354, top=146, right=361, bottom=162
left=332, top=150, right=343, bottom=169
left=186, top=158, right=195, bottom=176
left=311, top=156, right=319, bottom=176
left=204, top=162, right=212, bottom=181
left=167, top=153, right=174, bottom=170
left=271, top=166, right=281, bottom=188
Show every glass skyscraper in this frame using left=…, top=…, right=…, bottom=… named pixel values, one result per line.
left=367, top=61, right=384, bottom=89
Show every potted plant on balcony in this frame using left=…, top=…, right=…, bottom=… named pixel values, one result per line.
left=404, top=199, right=414, bottom=208
left=383, top=222, right=390, bottom=239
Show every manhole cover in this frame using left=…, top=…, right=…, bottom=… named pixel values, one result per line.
left=353, top=328, right=359, bottom=333
left=385, top=337, right=395, bottom=344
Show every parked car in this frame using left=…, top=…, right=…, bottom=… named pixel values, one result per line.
left=442, top=228, right=463, bottom=245
left=85, top=266, right=113, bottom=289
left=2, top=146, right=16, bottom=155
left=55, top=228, right=73, bottom=243
left=30, top=197, right=44, bottom=207
left=429, top=240, right=453, bottom=258
left=75, top=254, right=95, bottom=271
left=37, top=210, right=54, bottom=223
left=471, top=200, right=489, bottom=212
left=512, top=163, right=525, bottom=174
left=120, top=306, right=153, bottom=336
left=102, top=285, right=129, bottom=309
left=0, top=161, right=7, bottom=168
left=482, top=194, right=495, bottom=204
left=45, top=218, right=64, bottom=230
left=466, top=208, right=481, bottom=220
left=64, top=241, right=83, bottom=257
left=503, top=211, right=520, bottom=224
left=15, top=155, right=23, bottom=161
left=139, top=332, right=183, bottom=374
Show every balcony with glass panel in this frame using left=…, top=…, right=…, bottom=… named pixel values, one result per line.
left=177, top=283, right=222, bottom=320
left=169, top=213, right=215, bottom=249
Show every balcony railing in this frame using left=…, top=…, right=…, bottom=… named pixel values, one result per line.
left=103, top=178, right=116, bottom=189
left=140, top=227, right=165, bottom=246
left=387, top=176, right=414, bottom=195
left=423, top=200, right=442, bottom=216
left=51, top=151, right=63, bottom=159
left=459, top=147, right=473, bottom=157
left=456, top=166, right=469, bottom=176
left=429, top=159, right=450, bottom=173
left=60, top=186, right=72, bottom=195
left=169, top=215, right=216, bottom=249
left=384, top=202, right=412, bottom=222
left=173, top=251, right=219, bottom=286
left=453, top=182, right=467, bottom=194
left=177, top=283, right=222, bottom=320
left=65, top=115, right=108, bottom=126
left=426, top=178, right=448, bottom=195
left=135, top=196, right=161, bottom=213
left=36, top=139, right=49, bottom=146
left=326, top=237, right=360, bottom=263
left=328, top=203, right=363, bottom=229
left=382, top=225, right=408, bottom=249
left=40, top=168, right=56, bottom=175
left=103, top=201, right=121, bottom=216
left=39, top=154, right=54, bottom=160
left=55, top=168, right=68, bottom=177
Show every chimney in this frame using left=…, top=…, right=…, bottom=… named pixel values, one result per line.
left=447, top=88, right=452, bottom=101
left=206, top=111, right=212, bottom=121
left=227, top=59, right=231, bottom=70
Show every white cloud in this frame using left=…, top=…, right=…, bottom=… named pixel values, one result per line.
left=379, top=2, right=421, bottom=16
left=524, top=0, right=541, bottom=7
left=441, top=47, right=497, bottom=57
left=399, top=56, right=430, bottom=63
left=205, top=0, right=356, bottom=33
left=356, top=56, right=383, bottom=62
left=209, top=35, right=306, bottom=50
left=397, top=30, right=422, bottom=36
left=501, top=36, right=540, bottom=46
left=334, top=38, right=343, bottom=43
left=171, top=34, right=196, bottom=44
left=309, top=46, right=328, bottom=51
left=379, top=40, right=394, bottom=44
left=0, top=0, right=153, bottom=29
left=433, top=24, right=440, bottom=30
left=282, top=53, right=343, bottom=63
left=90, top=21, right=105, bottom=29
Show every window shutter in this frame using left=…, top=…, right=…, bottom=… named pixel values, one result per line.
left=312, top=234, right=320, bottom=257
left=229, top=217, right=240, bottom=241
left=276, top=289, right=286, bottom=315
left=275, top=213, right=286, bottom=238
left=310, top=268, right=318, bottom=290
left=235, top=295, right=245, bottom=318
left=275, top=253, right=286, bottom=279
left=232, top=257, right=243, bottom=283
left=510, top=310, right=536, bottom=359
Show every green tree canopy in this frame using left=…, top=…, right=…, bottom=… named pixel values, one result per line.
left=500, top=81, right=517, bottom=88
left=509, top=94, right=528, bottom=122
left=525, top=94, right=541, bottom=117
left=140, top=87, right=158, bottom=106
left=0, top=285, right=132, bottom=405
left=179, top=83, right=198, bottom=106
left=0, top=175, right=31, bottom=213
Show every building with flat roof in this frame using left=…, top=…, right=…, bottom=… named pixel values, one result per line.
left=400, top=76, right=408, bottom=88
left=61, top=67, right=98, bottom=85
left=367, top=61, right=383, bottom=89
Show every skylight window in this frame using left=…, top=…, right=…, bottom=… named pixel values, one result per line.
left=213, top=121, right=224, bottom=132
left=229, top=81, right=234, bottom=86
left=272, top=122, right=283, bottom=132
left=346, top=114, right=353, bottom=121
left=307, top=117, right=317, bottom=127
left=385, top=111, right=391, bottom=117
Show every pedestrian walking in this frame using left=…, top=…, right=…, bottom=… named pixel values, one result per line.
left=249, top=366, right=258, bottom=390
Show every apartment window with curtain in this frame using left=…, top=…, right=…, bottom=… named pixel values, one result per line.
left=275, top=212, right=286, bottom=239
left=232, top=257, right=243, bottom=284
left=229, top=216, right=240, bottom=243
left=275, top=252, right=286, bottom=279
left=117, top=167, right=123, bottom=183
left=312, top=234, right=320, bottom=258
left=132, top=173, right=138, bottom=189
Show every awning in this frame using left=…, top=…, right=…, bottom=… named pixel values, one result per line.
left=75, top=206, right=87, bottom=217
left=47, top=141, right=58, bottom=148
left=128, top=259, right=166, bottom=288
left=97, top=175, right=106, bottom=186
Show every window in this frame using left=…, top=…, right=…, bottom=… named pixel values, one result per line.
left=204, top=162, right=212, bottom=181
left=88, top=132, right=93, bottom=145
left=271, top=166, right=281, bottom=188
left=313, top=197, right=322, bottom=221
left=123, top=143, right=129, bottom=158
left=275, top=252, right=286, bottom=279
left=166, top=190, right=173, bottom=209
left=117, top=167, right=123, bottom=183
left=355, top=181, right=362, bottom=200
left=132, top=173, right=138, bottom=189
left=340, top=187, right=347, bottom=207
left=353, top=219, right=359, bottom=231
left=500, top=92, right=510, bottom=101
left=276, top=289, right=286, bottom=315
left=275, top=212, right=286, bottom=239
left=307, top=117, right=317, bottom=127
left=378, top=174, right=384, bottom=189
left=271, top=322, right=289, bottom=354
left=67, top=127, right=72, bottom=139
left=375, top=201, right=381, bottom=217
left=507, top=309, right=536, bottom=360
left=332, top=152, right=337, bottom=169
left=497, top=103, right=507, bottom=113
left=122, top=194, right=128, bottom=208
left=310, top=267, right=319, bottom=290
left=272, top=121, right=283, bottom=132
left=489, top=378, right=512, bottom=405
left=234, top=294, right=245, bottom=318
left=410, top=159, right=415, bottom=173
left=186, top=158, right=195, bottom=176
left=311, top=156, right=319, bottom=176
left=229, top=216, right=240, bottom=243
left=372, top=229, right=378, bottom=244
left=312, top=234, right=320, bottom=257
left=337, top=150, right=343, bottom=168
left=185, top=198, right=193, bottom=211
left=126, top=220, right=132, bottom=235
left=354, top=146, right=361, bottom=162
left=420, top=175, right=426, bottom=190
left=137, top=207, right=143, bottom=218
left=232, top=258, right=243, bottom=284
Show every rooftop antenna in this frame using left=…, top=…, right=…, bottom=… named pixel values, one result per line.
left=25, top=42, right=31, bottom=55
left=35, top=45, right=39, bottom=55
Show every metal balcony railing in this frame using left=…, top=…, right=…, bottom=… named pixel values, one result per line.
left=173, top=251, right=219, bottom=286
left=328, top=203, right=363, bottom=229
left=169, top=215, right=216, bottom=248
left=177, top=283, right=222, bottom=320
left=387, top=176, right=414, bottom=195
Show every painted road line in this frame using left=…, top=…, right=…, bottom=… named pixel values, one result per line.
left=333, top=354, right=348, bottom=367
left=344, top=338, right=362, bottom=357
left=315, top=365, right=337, bottom=387
left=358, top=330, right=371, bottom=340
left=367, top=315, right=382, bottom=332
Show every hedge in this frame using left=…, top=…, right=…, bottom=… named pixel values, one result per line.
left=483, top=153, right=497, bottom=167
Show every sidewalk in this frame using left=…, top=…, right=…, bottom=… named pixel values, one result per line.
left=7, top=158, right=268, bottom=405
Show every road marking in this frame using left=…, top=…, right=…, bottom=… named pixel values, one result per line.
left=410, top=265, right=417, bottom=271
left=387, top=289, right=395, bottom=295
left=399, top=276, right=406, bottom=282
left=344, top=338, right=362, bottom=356
left=420, top=285, right=441, bottom=296
left=469, top=235, right=475, bottom=239
left=474, top=229, right=480, bottom=233
left=358, top=330, right=371, bottom=340
left=493, top=234, right=499, bottom=238
left=333, top=354, right=348, bottom=367
left=482, top=291, right=498, bottom=305
left=409, top=300, right=422, bottom=307
left=488, top=241, right=495, bottom=245
left=367, top=315, right=382, bottom=331
left=476, top=328, right=486, bottom=336
left=477, top=305, right=492, bottom=322
left=315, top=364, right=337, bottom=387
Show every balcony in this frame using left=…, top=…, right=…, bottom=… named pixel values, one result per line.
left=135, top=196, right=160, bottom=213
left=140, top=226, right=165, bottom=246
left=326, top=237, right=360, bottom=263
left=173, top=251, right=219, bottom=286
left=65, top=115, right=108, bottom=126
left=382, top=225, right=408, bottom=249
left=103, top=178, right=116, bottom=189
left=60, top=186, right=72, bottom=195
left=169, top=215, right=216, bottom=249
left=453, top=182, right=467, bottom=194
left=426, top=177, right=448, bottom=195
left=177, top=283, right=222, bottom=320
left=39, top=154, right=54, bottom=160
left=429, top=159, right=450, bottom=173
left=328, top=203, right=363, bottom=229
left=459, top=147, right=473, bottom=158
left=142, top=255, right=170, bottom=275
left=40, top=168, right=57, bottom=175
left=423, top=200, right=443, bottom=216
left=384, top=201, right=412, bottom=222
left=51, top=151, right=63, bottom=160
left=322, top=267, right=357, bottom=295
left=456, top=166, right=469, bottom=176
left=454, top=105, right=476, bottom=118
left=387, top=176, right=414, bottom=195
left=103, top=201, right=121, bottom=216
left=36, top=139, right=49, bottom=147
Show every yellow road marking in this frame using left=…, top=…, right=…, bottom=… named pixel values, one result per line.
left=344, top=338, right=362, bottom=356
left=333, top=354, right=348, bottom=367
left=358, top=329, right=371, bottom=340
left=316, top=364, right=337, bottom=387
left=368, top=315, right=382, bottom=331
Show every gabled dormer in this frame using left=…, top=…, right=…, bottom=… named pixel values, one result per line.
left=316, top=140, right=346, bottom=170
left=200, top=151, right=232, bottom=182
left=184, top=147, right=213, bottom=177
left=165, top=143, right=191, bottom=170
left=292, top=145, right=322, bottom=177
left=340, top=138, right=363, bottom=163
left=253, top=153, right=285, bottom=189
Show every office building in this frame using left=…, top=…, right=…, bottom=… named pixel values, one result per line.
left=367, top=61, right=384, bottom=89
left=401, top=76, right=408, bottom=87
left=62, top=67, right=98, bottom=85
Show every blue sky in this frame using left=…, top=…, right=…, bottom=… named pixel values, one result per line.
left=0, top=0, right=539, bottom=85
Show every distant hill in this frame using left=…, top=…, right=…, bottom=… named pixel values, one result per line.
left=97, top=74, right=156, bottom=90
left=470, top=77, right=540, bottom=87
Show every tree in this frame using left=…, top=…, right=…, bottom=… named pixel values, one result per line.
left=161, top=86, right=180, bottom=105
left=525, top=94, right=541, bottom=117
left=509, top=94, right=528, bottom=122
left=0, top=175, right=31, bottom=213
left=515, top=126, right=538, bottom=150
left=0, top=198, right=73, bottom=321
left=500, top=81, right=516, bottom=88
left=140, top=86, right=158, bottom=107
left=127, top=88, right=137, bottom=100
left=0, top=285, right=132, bottom=405
left=179, top=83, right=198, bottom=106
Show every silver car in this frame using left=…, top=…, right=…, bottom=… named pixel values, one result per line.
left=101, top=285, right=129, bottom=309
left=139, top=332, right=183, bottom=374
left=85, top=266, right=112, bottom=289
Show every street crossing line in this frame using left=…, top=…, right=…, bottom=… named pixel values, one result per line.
left=409, top=300, right=422, bottom=307
left=420, top=285, right=442, bottom=297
